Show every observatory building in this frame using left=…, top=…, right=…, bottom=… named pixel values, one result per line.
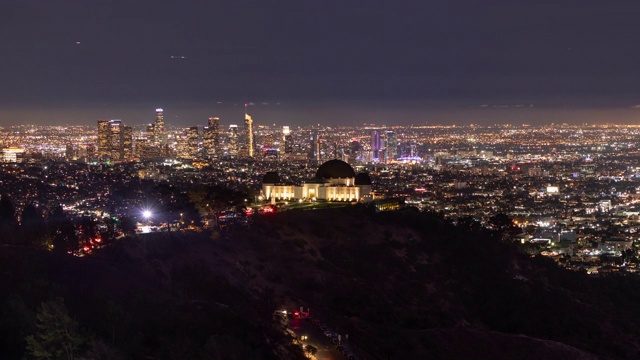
left=262, top=159, right=372, bottom=202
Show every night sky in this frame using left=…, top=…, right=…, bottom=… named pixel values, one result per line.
left=2, top=0, right=640, bottom=126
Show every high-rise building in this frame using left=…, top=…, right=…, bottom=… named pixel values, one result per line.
left=370, top=129, right=384, bottom=162
left=1, top=147, right=25, bottom=163
left=97, top=120, right=110, bottom=157
left=186, top=126, right=199, bottom=160
left=228, top=124, right=239, bottom=157
left=282, top=126, right=293, bottom=156
left=399, top=142, right=418, bottom=158
left=134, top=139, right=146, bottom=158
left=108, top=119, right=122, bottom=160
left=85, top=144, right=95, bottom=160
left=66, top=143, right=75, bottom=161
left=309, top=131, right=320, bottom=161
left=203, top=117, right=219, bottom=159
left=153, top=108, right=166, bottom=146
left=203, top=127, right=214, bottom=158
left=385, top=130, right=397, bottom=162
left=263, top=133, right=275, bottom=149
left=96, top=119, right=133, bottom=161
left=146, top=123, right=155, bottom=144
left=176, top=134, right=188, bottom=159
left=122, top=125, right=133, bottom=159
left=240, top=106, right=254, bottom=158
left=140, top=140, right=161, bottom=161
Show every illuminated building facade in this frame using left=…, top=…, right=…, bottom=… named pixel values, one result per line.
left=262, top=159, right=372, bottom=202
left=186, top=126, right=199, bottom=160
left=96, top=119, right=133, bottom=161
left=122, top=125, right=133, bottom=159
left=282, top=126, right=293, bottom=156
left=146, top=123, right=155, bottom=144
left=153, top=108, right=166, bottom=146
left=240, top=109, right=254, bottom=158
left=1, top=147, right=25, bottom=163
left=371, top=129, right=384, bottom=162
left=228, top=124, right=239, bottom=157
left=108, top=120, right=122, bottom=160
left=309, top=131, right=320, bottom=161
left=97, top=120, right=110, bottom=157
left=203, top=117, right=219, bottom=159
left=385, top=130, right=397, bottom=162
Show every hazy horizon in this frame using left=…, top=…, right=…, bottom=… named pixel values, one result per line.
left=2, top=101, right=640, bottom=128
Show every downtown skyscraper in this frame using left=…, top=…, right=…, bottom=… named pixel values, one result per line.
left=186, top=126, right=199, bottom=160
left=203, top=117, right=220, bottom=159
left=153, top=108, right=167, bottom=146
left=228, top=124, right=239, bottom=157
left=240, top=105, right=254, bottom=158
left=141, top=108, right=168, bottom=159
left=96, top=119, right=133, bottom=161
left=385, top=130, right=397, bottom=162
left=370, top=129, right=384, bottom=162
left=281, top=126, right=293, bottom=156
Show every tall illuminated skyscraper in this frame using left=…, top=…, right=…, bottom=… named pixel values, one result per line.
left=385, top=130, right=397, bottom=162
left=203, top=117, right=219, bottom=159
left=97, top=119, right=133, bottom=161
left=153, top=108, right=166, bottom=146
left=240, top=105, right=254, bottom=158
left=122, top=125, right=133, bottom=159
left=146, top=123, right=155, bottom=144
left=66, top=143, right=75, bottom=161
left=186, top=126, right=199, bottom=160
left=370, top=129, right=383, bottom=162
left=97, top=120, right=110, bottom=157
left=228, top=124, right=239, bottom=157
left=309, top=131, right=320, bottom=161
left=108, top=120, right=122, bottom=160
left=281, top=126, right=292, bottom=156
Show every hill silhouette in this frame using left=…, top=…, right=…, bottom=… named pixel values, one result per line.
left=2, top=206, right=640, bottom=359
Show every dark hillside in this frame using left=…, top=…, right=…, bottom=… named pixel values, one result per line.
left=3, top=206, right=640, bottom=358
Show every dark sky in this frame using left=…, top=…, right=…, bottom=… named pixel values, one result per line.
left=2, top=0, right=640, bottom=126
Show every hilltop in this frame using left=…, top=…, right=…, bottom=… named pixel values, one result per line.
left=3, top=206, right=640, bottom=359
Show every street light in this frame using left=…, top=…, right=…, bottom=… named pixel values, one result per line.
left=142, top=210, right=152, bottom=219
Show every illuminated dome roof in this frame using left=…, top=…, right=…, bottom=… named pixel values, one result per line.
left=262, top=171, right=280, bottom=184
left=355, top=172, right=372, bottom=185
left=315, top=159, right=356, bottom=179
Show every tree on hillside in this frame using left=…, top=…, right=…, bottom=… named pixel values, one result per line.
left=21, top=204, right=46, bottom=246
left=49, top=206, right=79, bottom=253
left=25, top=298, right=85, bottom=360
left=457, top=216, right=482, bottom=233
left=118, top=216, right=137, bottom=235
left=0, top=193, right=16, bottom=223
left=100, top=216, right=117, bottom=245
left=489, top=213, right=520, bottom=240
left=188, top=185, right=247, bottom=227
left=0, top=193, right=17, bottom=243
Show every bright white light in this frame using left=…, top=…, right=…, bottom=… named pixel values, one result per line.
left=143, top=210, right=152, bottom=219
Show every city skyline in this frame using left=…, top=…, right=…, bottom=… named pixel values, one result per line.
left=4, top=1, right=640, bottom=125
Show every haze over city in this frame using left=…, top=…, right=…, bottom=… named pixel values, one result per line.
left=4, top=1, right=640, bottom=126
